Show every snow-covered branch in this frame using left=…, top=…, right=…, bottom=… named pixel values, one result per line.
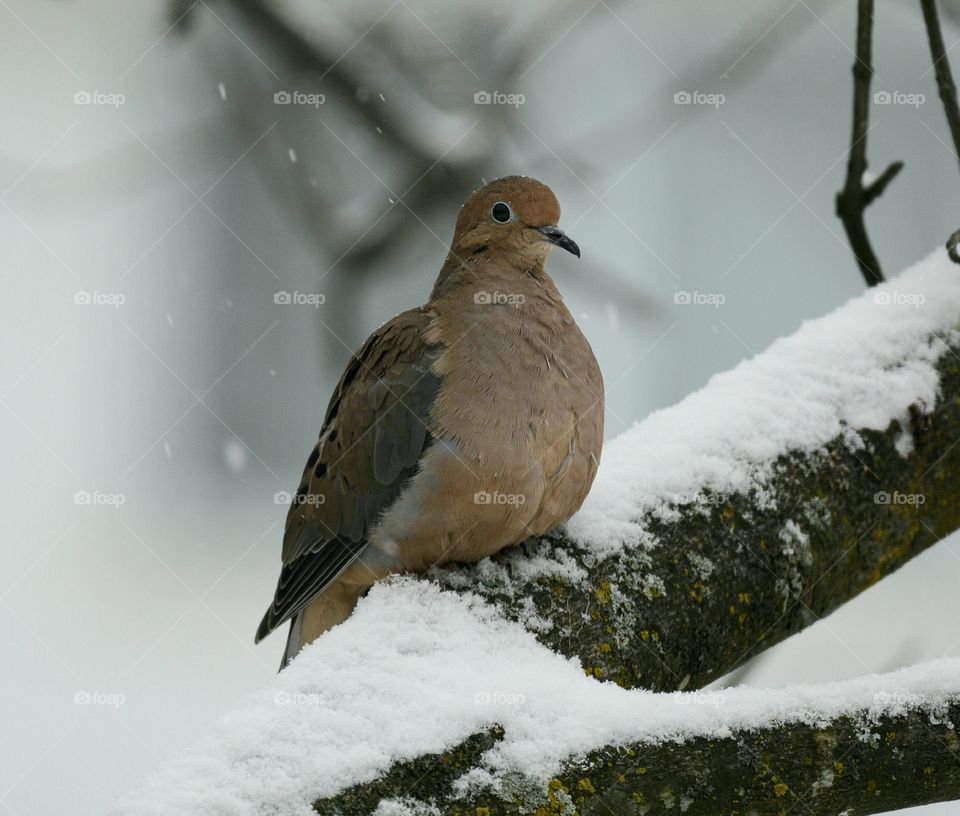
left=433, top=248, right=960, bottom=692
left=315, top=662, right=960, bottom=816
left=112, top=250, right=960, bottom=816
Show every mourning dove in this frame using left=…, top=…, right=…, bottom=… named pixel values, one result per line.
left=255, top=176, right=604, bottom=669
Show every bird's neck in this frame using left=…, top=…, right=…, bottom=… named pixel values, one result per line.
left=430, top=245, right=550, bottom=302
left=426, top=252, right=573, bottom=346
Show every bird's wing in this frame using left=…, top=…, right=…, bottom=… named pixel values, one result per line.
left=255, top=307, right=440, bottom=642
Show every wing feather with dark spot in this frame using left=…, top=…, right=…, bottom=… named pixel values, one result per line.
left=255, top=307, right=440, bottom=642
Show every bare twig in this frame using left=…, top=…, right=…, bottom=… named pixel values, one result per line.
left=920, top=0, right=960, bottom=263
left=835, top=0, right=904, bottom=287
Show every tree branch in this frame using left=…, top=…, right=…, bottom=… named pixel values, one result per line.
left=919, top=0, right=960, bottom=263
left=316, top=699, right=960, bottom=815
left=835, top=0, right=903, bottom=286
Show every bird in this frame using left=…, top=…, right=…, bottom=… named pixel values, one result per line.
left=255, top=175, right=604, bottom=669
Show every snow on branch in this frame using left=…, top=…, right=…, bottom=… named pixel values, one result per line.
left=114, top=584, right=960, bottom=815
left=112, top=250, right=960, bottom=815
left=319, top=661, right=960, bottom=816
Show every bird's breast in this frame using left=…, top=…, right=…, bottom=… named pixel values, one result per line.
left=370, top=296, right=603, bottom=568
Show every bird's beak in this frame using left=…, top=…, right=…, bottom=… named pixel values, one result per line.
left=537, top=225, right=581, bottom=258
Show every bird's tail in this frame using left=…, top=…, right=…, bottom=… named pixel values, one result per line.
left=277, top=582, right=361, bottom=671
left=280, top=611, right=304, bottom=671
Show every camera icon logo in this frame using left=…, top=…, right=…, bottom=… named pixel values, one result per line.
left=274, top=90, right=292, bottom=105
left=73, top=91, right=92, bottom=105
left=874, top=90, right=892, bottom=105
left=474, top=91, right=492, bottom=105
left=273, top=291, right=292, bottom=305
left=673, top=290, right=692, bottom=305
left=674, top=91, right=692, bottom=105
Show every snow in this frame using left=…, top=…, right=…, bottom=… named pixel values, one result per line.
left=110, top=250, right=960, bottom=814
left=111, top=579, right=960, bottom=816
left=223, top=438, right=247, bottom=472
left=568, top=248, right=960, bottom=556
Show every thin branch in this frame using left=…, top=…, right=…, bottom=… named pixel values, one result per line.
left=835, top=0, right=904, bottom=287
left=920, top=0, right=960, bottom=153
left=920, top=0, right=960, bottom=264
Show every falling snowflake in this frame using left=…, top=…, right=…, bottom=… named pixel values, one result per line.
left=606, top=302, right=619, bottom=332
left=223, top=438, right=247, bottom=472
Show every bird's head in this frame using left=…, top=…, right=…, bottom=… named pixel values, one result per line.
left=448, top=176, right=580, bottom=265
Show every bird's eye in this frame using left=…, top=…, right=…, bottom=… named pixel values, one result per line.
left=491, top=201, right=512, bottom=223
